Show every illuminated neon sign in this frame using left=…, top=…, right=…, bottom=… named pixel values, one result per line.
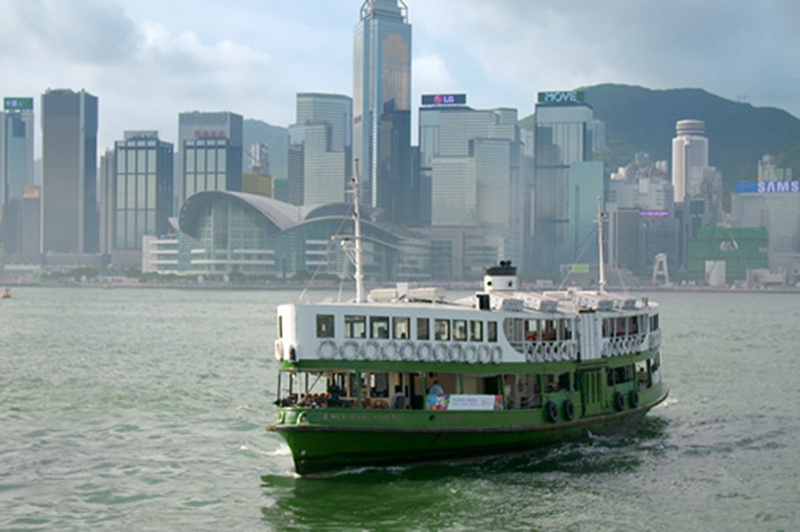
left=537, top=91, right=585, bottom=104
left=4, top=97, right=33, bottom=110
left=421, top=94, right=467, bottom=106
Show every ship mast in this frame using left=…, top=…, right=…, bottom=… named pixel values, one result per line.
left=597, top=195, right=607, bottom=294
left=353, top=169, right=365, bottom=303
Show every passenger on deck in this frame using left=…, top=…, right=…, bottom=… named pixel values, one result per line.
left=428, top=380, right=444, bottom=395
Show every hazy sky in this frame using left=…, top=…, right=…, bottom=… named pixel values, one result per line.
left=1, top=0, right=798, bottom=155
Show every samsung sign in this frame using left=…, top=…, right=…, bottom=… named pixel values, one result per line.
left=537, top=91, right=585, bottom=104
left=735, top=181, right=800, bottom=194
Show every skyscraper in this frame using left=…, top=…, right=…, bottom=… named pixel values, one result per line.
left=527, top=90, right=602, bottom=274
left=288, top=93, right=352, bottom=205
left=177, top=111, right=243, bottom=206
left=671, top=119, right=708, bottom=203
left=419, top=102, right=519, bottom=229
left=1, top=98, right=34, bottom=205
left=1, top=97, right=35, bottom=254
left=106, top=131, right=174, bottom=267
left=41, top=88, right=98, bottom=254
left=353, top=0, right=412, bottom=222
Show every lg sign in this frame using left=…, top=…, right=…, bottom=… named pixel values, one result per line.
left=537, top=91, right=585, bottom=104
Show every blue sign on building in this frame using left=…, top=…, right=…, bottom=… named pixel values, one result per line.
left=735, top=181, right=800, bottom=194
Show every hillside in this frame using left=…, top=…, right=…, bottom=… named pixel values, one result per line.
left=520, top=84, right=800, bottom=188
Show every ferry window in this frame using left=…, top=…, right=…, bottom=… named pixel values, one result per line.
left=469, top=320, right=483, bottom=342
left=434, top=319, right=450, bottom=341
left=393, top=317, right=410, bottom=339
left=616, top=317, right=626, bottom=336
left=504, top=318, right=524, bottom=352
left=453, top=320, right=467, bottom=341
left=525, top=319, right=540, bottom=341
left=650, top=314, right=659, bottom=331
left=345, top=315, right=366, bottom=338
left=488, top=321, right=498, bottom=342
left=316, top=314, right=334, bottom=338
left=416, top=317, right=430, bottom=340
left=543, top=320, right=557, bottom=341
left=370, top=316, right=390, bottom=339
left=278, top=315, right=283, bottom=338
left=563, top=319, right=573, bottom=340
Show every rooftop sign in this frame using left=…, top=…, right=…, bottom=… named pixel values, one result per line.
left=421, top=94, right=467, bottom=106
left=537, top=91, right=585, bottom=104
left=735, top=181, right=800, bottom=194
left=4, top=97, right=33, bottom=110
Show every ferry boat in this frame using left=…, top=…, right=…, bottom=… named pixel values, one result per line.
left=267, top=183, right=667, bottom=476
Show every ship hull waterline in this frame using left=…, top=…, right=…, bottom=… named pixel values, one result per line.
left=269, top=390, right=668, bottom=476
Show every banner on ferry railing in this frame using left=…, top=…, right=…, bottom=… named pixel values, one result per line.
left=426, top=394, right=504, bottom=411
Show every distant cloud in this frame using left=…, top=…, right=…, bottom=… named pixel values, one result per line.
left=413, top=53, right=458, bottom=94
left=0, top=0, right=139, bottom=63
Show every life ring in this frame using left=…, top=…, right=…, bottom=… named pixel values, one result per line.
left=416, top=343, right=432, bottom=361
left=464, top=344, right=478, bottom=364
left=449, top=343, right=464, bottom=363
left=274, top=339, right=284, bottom=361
left=629, top=389, right=639, bottom=408
left=475, top=345, right=489, bottom=364
left=382, top=341, right=399, bottom=361
left=340, top=340, right=359, bottom=361
left=614, top=391, right=625, bottom=411
left=433, top=343, right=449, bottom=363
left=563, top=398, right=575, bottom=421
left=317, top=339, right=337, bottom=360
left=490, top=345, right=502, bottom=364
left=545, top=401, right=559, bottom=423
left=399, top=341, right=416, bottom=361
left=360, top=341, right=380, bottom=360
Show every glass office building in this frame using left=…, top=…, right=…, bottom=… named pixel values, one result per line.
left=178, top=111, right=243, bottom=206
left=1, top=97, right=35, bottom=255
left=288, top=93, right=352, bottom=206
left=353, top=0, right=412, bottom=222
left=41, top=89, right=98, bottom=254
left=112, top=131, right=174, bottom=251
left=528, top=92, right=600, bottom=274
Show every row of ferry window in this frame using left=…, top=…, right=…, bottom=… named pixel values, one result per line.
left=601, top=315, right=654, bottom=338
left=316, top=314, right=500, bottom=343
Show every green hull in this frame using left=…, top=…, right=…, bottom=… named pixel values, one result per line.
left=269, top=386, right=668, bottom=476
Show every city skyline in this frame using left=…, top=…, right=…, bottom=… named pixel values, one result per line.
left=1, top=0, right=798, bottom=157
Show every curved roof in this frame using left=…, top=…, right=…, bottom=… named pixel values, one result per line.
left=179, top=191, right=301, bottom=238
left=178, top=191, right=395, bottom=241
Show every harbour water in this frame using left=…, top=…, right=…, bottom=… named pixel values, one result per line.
left=1, top=286, right=798, bottom=530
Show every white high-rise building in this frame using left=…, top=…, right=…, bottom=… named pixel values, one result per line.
left=671, top=119, right=709, bottom=203
left=288, top=93, right=352, bottom=205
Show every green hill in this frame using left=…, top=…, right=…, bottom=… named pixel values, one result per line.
left=520, top=84, right=800, bottom=188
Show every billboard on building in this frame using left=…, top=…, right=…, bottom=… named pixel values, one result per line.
left=4, top=97, right=33, bottom=110
left=537, top=91, right=585, bottom=104
left=421, top=94, right=467, bottom=106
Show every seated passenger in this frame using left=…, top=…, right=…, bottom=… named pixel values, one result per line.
left=428, top=380, right=444, bottom=395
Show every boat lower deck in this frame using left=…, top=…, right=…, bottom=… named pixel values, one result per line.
left=269, top=387, right=668, bottom=475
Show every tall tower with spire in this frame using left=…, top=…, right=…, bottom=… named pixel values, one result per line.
left=353, top=0, right=412, bottom=223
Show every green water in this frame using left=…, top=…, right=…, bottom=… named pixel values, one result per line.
left=1, top=287, right=798, bottom=530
